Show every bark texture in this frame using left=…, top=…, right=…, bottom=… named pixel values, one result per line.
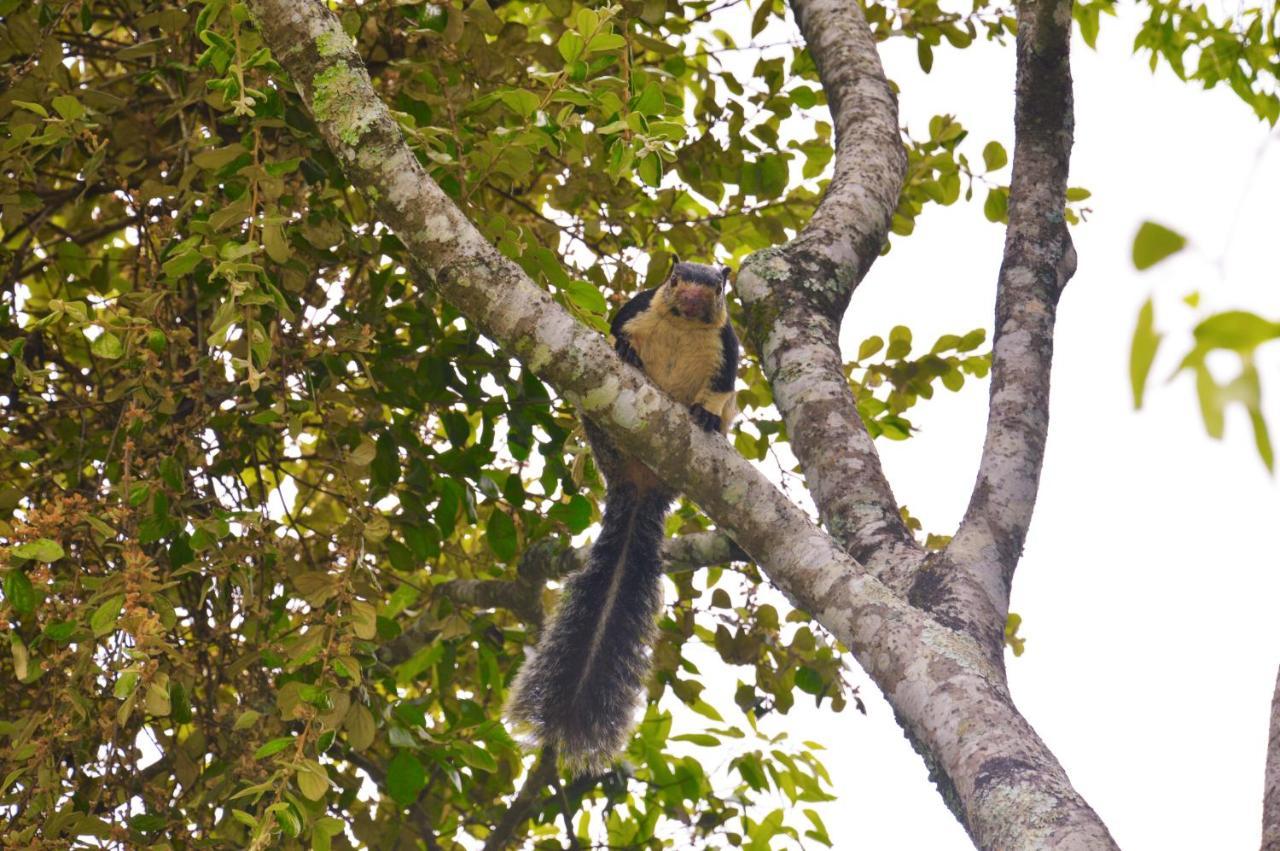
left=248, top=0, right=1118, bottom=846
left=738, top=0, right=920, bottom=587
left=918, top=0, right=1079, bottom=661
left=1266, top=664, right=1280, bottom=851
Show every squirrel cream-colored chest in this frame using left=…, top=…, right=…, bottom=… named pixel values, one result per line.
left=623, top=310, right=724, bottom=406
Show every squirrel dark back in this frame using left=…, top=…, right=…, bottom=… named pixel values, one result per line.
left=505, top=260, right=739, bottom=772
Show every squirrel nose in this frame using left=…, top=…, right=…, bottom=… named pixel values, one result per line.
left=677, top=288, right=712, bottom=318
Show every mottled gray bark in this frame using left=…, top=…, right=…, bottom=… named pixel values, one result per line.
left=1265, top=664, right=1280, bottom=851
left=738, top=0, right=920, bottom=587
left=916, top=0, right=1079, bottom=661
left=249, top=0, right=1117, bottom=846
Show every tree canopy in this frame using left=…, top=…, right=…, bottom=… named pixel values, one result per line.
left=0, top=0, right=1276, bottom=848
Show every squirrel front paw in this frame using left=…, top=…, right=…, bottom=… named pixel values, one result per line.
left=616, top=338, right=644, bottom=369
left=690, top=404, right=722, bottom=433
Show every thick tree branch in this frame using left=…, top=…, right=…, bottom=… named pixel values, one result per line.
left=919, top=0, right=1079, bottom=659
left=737, top=0, right=920, bottom=588
left=1265, top=664, right=1280, bottom=851
left=248, top=3, right=1116, bottom=845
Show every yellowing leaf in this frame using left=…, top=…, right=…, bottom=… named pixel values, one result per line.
left=344, top=703, right=375, bottom=750
left=349, top=600, right=377, bottom=640
left=296, top=760, right=330, bottom=801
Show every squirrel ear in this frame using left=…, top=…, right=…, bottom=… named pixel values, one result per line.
left=720, top=266, right=732, bottom=287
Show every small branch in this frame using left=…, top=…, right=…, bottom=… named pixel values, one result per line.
left=1265, top=663, right=1280, bottom=851
left=926, top=0, right=1078, bottom=659
left=481, top=747, right=559, bottom=851
left=379, top=531, right=745, bottom=666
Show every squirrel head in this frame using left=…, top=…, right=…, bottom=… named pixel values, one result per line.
left=659, top=259, right=731, bottom=325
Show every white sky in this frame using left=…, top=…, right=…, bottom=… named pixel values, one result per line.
left=751, top=6, right=1280, bottom=848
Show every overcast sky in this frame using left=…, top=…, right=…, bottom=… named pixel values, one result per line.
left=735, top=6, right=1280, bottom=848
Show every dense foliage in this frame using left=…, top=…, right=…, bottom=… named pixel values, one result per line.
left=0, top=0, right=1273, bottom=847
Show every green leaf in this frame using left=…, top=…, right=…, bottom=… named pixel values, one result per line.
left=561, top=278, right=607, bottom=316
left=548, top=494, right=592, bottom=533
left=296, top=760, right=330, bottom=801
left=886, top=325, right=912, bottom=359
left=557, top=31, right=584, bottom=63
left=500, top=89, right=541, bottom=118
left=1132, top=221, right=1187, bottom=270
left=1129, top=298, right=1162, bottom=409
left=312, top=817, right=345, bottom=851
left=3, top=571, right=36, bottom=615
left=486, top=509, right=517, bottom=561
left=1004, top=613, right=1025, bottom=656
left=1195, top=364, right=1225, bottom=439
left=689, top=699, right=723, bottom=722
left=587, top=32, right=626, bottom=52
left=90, top=595, right=125, bottom=637
left=856, top=335, right=883, bottom=360
left=349, top=600, right=377, bottom=640
left=170, top=681, right=193, bottom=724
left=982, top=141, right=1007, bottom=171
left=12, top=100, right=49, bottom=117
left=13, top=538, right=64, bottom=562
left=455, top=741, right=497, bottom=772
left=575, top=7, right=599, bottom=37
left=917, top=40, right=933, bottom=73
left=128, top=813, right=165, bottom=834
left=795, top=666, right=823, bottom=695
left=192, top=145, right=246, bottom=170
left=90, top=331, right=124, bottom=360
left=272, top=803, right=301, bottom=837
left=51, top=95, right=85, bottom=120
left=162, top=248, right=203, bottom=279
left=234, top=709, right=261, bottom=730
left=1193, top=311, right=1280, bottom=351
left=386, top=751, right=427, bottom=806
left=254, top=737, right=294, bottom=759
left=43, top=620, right=76, bottom=642
left=757, top=154, right=788, bottom=199
left=1247, top=404, right=1275, bottom=472
left=637, top=153, right=662, bottom=187
left=983, top=187, right=1008, bottom=223
left=790, top=86, right=817, bottom=109
left=633, top=81, right=664, bottom=116
left=372, top=433, right=401, bottom=490
left=345, top=703, right=376, bottom=751
left=113, top=671, right=140, bottom=699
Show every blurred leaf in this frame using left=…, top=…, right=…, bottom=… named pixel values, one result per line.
left=1130, top=298, right=1162, bottom=409
left=1132, top=221, right=1187, bottom=270
left=386, top=751, right=427, bottom=806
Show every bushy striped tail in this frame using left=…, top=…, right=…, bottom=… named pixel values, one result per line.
left=505, top=481, right=671, bottom=773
